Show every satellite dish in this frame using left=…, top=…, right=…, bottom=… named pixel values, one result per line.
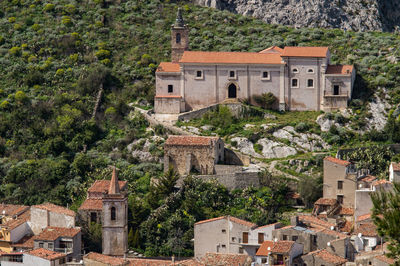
left=327, top=242, right=331, bottom=247
left=2, top=210, right=5, bottom=215
left=330, top=226, right=335, bottom=230
left=267, top=247, right=271, bottom=251
left=358, top=233, right=362, bottom=238
left=274, top=238, right=278, bottom=242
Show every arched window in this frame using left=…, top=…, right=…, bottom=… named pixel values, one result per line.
left=111, top=207, right=116, bottom=221
left=176, top=33, right=181, bottom=44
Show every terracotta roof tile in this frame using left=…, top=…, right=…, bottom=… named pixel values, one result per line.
left=271, top=240, right=295, bottom=254
left=359, top=175, right=377, bottom=183
left=88, top=180, right=127, bottom=194
left=312, top=249, right=347, bottom=265
left=354, top=223, right=378, bottom=237
left=391, top=162, right=400, bottom=171
left=32, top=203, right=75, bottom=217
left=195, top=216, right=256, bottom=228
left=373, top=179, right=392, bottom=186
left=27, top=248, right=66, bottom=261
left=179, top=51, right=283, bottom=65
left=298, top=215, right=335, bottom=229
left=339, top=220, right=353, bottom=233
left=326, top=65, right=354, bottom=75
left=315, top=198, right=337, bottom=206
left=0, top=204, right=29, bottom=217
left=156, top=62, right=180, bottom=73
left=338, top=206, right=354, bottom=216
left=324, top=156, right=351, bottom=166
left=256, top=222, right=281, bottom=230
left=3, top=209, right=30, bottom=230
left=256, top=241, right=274, bottom=256
left=319, top=228, right=348, bottom=239
left=85, top=252, right=126, bottom=265
left=35, top=226, right=81, bottom=241
left=282, top=46, right=329, bottom=58
left=12, top=235, right=35, bottom=248
left=259, top=46, right=284, bottom=54
left=165, top=135, right=220, bottom=147
left=79, top=198, right=103, bottom=211
left=201, top=253, right=251, bottom=265
left=375, top=254, right=396, bottom=265
left=356, top=213, right=371, bottom=222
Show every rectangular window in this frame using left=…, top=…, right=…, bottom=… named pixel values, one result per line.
left=337, top=195, right=344, bottom=204
left=222, top=229, right=226, bottom=234
left=90, top=212, right=97, bottom=223
left=221, top=244, right=226, bottom=249
left=334, top=85, right=340, bottom=95
left=196, top=70, right=203, bottom=79
left=283, top=235, right=287, bottom=240
left=232, top=237, right=236, bottom=242
left=239, top=247, right=244, bottom=254
left=229, top=70, right=235, bottom=78
left=242, top=232, right=249, bottom=243
left=168, top=85, right=173, bottom=93
left=338, top=181, right=343, bottom=190
left=262, top=258, right=267, bottom=263
left=39, top=242, right=43, bottom=248
left=258, top=232, right=264, bottom=244
left=291, top=78, right=298, bottom=88
left=307, top=79, right=314, bottom=88
left=292, top=236, right=298, bottom=242
left=48, top=243, right=53, bottom=249
left=263, top=71, right=269, bottom=78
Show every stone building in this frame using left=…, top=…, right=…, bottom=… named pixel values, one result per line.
left=0, top=205, right=31, bottom=252
left=102, top=167, right=128, bottom=257
left=78, top=175, right=127, bottom=225
left=164, top=135, right=224, bottom=176
left=30, top=203, right=76, bottom=235
left=155, top=10, right=356, bottom=114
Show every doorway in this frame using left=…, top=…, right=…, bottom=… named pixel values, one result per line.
left=333, top=85, right=340, bottom=95
left=228, top=83, right=237, bottom=98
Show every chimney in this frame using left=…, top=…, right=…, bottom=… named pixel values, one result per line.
left=108, top=166, right=120, bottom=195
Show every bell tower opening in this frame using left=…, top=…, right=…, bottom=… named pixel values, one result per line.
left=171, top=8, right=189, bottom=62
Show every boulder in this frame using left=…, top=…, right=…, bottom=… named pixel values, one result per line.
left=256, top=138, right=297, bottom=158
left=231, top=137, right=261, bottom=158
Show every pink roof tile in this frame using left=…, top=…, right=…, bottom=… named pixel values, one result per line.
left=282, top=47, right=329, bottom=58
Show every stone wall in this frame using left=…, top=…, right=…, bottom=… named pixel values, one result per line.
left=224, top=148, right=249, bottom=166
left=197, top=171, right=259, bottom=190
left=177, top=104, right=218, bottom=121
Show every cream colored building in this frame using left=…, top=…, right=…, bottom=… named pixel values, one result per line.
left=155, top=10, right=356, bottom=114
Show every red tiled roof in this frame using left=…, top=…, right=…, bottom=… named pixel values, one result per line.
left=194, top=216, right=256, bottom=228
left=256, top=222, right=281, bottom=230
left=298, top=215, right=335, bottom=229
left=271, top=240, right=295, bottom=254
left=326, top=65, right=354, bottom=75
left=0, top=204, right=29, bottom=217
left=354, top=223, right=378, bottom=237
left=311, top=249, right=347, bottom=265
left=282, top=46, right=329, bottom=58
left=324, top=156, right=351, bottom=166
left=319, top=228, right=348, bottom=239
left=179, top=51, right=283, bottom=65
left=27, top=248, right=66, bottom=261
left=3, top=209, right=30, bottom=230
left=373, top=179, right=392, bottom=186
left=88, top=180, right=127, bottom=194
left=391, top=162, right=400, bottom=171
left=259, top=46, right=284, bottom=54
left=79, top=198, right=103, bottom=211
left=256, top=241, right=274, bottom=256
left=359, top=175, right=377, bottom=183
left=12, top=235, right=35, bottom=248
left=128, top=258, right=173, bottom=265
left=340, top=220, right=353, bottom=233
left=201, top=253, right=251, bottom=265
left=315, top=198, right=337, bottom=206
left=165, top=135, right=220, bottom=147
left=32, top=203, right=75, bottom=217
left=85, top=252, right=126, bottom=265
left=338, top=206, right=354, bottom=216
left=375, top=254, right=396, bottom=265
left=35, top=227, right=81, bottom=241
left=357, top=213, right=371, bottom=222
left=156, top=62, right=180, bottom=73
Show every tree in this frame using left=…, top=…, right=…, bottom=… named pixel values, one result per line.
left=371, top=182, right=400, bottom=265
left=153, top=167, right=180, bottom=197
left=298, top=175, right=322, bottom=208
left=252, top=92, right=277, bottom=109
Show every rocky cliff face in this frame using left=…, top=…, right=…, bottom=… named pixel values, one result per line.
left=195, top=0, right=400, bottom=32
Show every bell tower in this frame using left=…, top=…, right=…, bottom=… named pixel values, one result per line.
left=171, top=8, right=189, bottom=62
left=102, top=167, right=128, bottom=257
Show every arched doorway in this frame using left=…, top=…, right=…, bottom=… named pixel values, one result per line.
left=228, top=83, right=237, bottom=98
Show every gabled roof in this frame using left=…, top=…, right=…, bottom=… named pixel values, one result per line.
left=85, top=252, right=126, bottom=265
left=3, top=209, right=30, bottom=230
left=324, top=156, right=351, bottom=166
left=309, top=249, right=347, bottom=265
left=78, top=198, right=103, bottom=211
left=282, top=46, right=329, bottom=58
left=256, top=241, right=274, bottom=256
left=87, top=180, right=127, bottom=194
left=35, top=227, right=81, bottom=241
left=315, top=198, right=337, bottom=206
left=372, top=179, right=392, bottom=186
left=156, top=62, right=180, bottom=73
left=356, top=213, right=371, bottom=222
left=12, top=235, right=35, bottom=249
left=298, top=215, right=336, bottom=229
left=359, top=175, right=377, bottom=183
left=0, top=204, right=29, bottom=217
left=27, top=248, right=66, bottom=261
left=201, top=253, right=251, bottom=265
left=390, top=162, right=400, bottom=171
left=326, top=65, right=354, bottom=75
left=179, top=51, right=283, bottom=65
left=194, top=215, right=256, bottom=228
left=165, top=135, right=220, bottom=147
left=259, top=46, right=283, bottom=54
left=32, top=203, right=75, bottom=217
left=270, top=240, right=295, bottom=254
left=338, top=206, right=354, bottom=216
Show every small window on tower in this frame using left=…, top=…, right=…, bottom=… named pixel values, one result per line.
left=176, top=33, right=181, bottom=44
left=307, top=79, right=314, bottom=88
left=262, top=71, right=269, bottom=79
left=195, top=70, right=203, bottom=79
left=111, top=207, right=116, bottom=221
left=291, top=78, right=298, bottom=88
left=229, top=70, right=235, bottom=78
left=168, top=85, right=173, bottom=93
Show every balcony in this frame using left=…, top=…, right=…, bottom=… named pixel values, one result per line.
left=54, top=247, right=73, bottom=254
left=323, top=91, right=349, bottom=111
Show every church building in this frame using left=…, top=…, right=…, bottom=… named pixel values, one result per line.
left=155, top=9, right=356, bottom=114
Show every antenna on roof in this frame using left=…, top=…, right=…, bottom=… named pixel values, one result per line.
left=330, top=226, right=335, bottom=231
left=327, top=242, right=331, bottom=247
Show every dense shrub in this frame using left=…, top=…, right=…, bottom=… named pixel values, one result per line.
left=252, top=92, right=277, bottom=110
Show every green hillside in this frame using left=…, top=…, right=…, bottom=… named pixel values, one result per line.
left=1, top=0, right=400, bottom=256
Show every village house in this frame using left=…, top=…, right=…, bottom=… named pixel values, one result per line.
left=30, top=203, right=76, bottom=235
left=164, top=135, right=224, bottom=176
left=194, top=215, right=282, bottom=259
left=0, top=205, right=31, bottom=252
left=300, top=248, right=347, bottom=266
left=255, top=240, right=303, bottom=266
left=0, top=248, right=67, bottom=266
left=78, top=172, right=127, bottom=225
left=155, top=10, right=356, bottom=114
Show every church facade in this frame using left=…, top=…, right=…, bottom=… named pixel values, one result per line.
left=155, top=10, right=356, bottom=114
